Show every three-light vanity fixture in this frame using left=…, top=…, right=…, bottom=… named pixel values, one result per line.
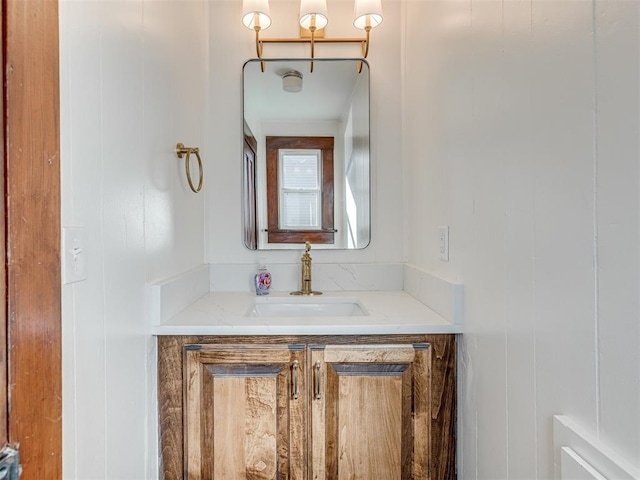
left=241, top=0, right=383, bottom=72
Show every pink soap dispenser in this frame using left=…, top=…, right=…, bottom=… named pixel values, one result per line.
left=254, top=264, right=272, bottom=295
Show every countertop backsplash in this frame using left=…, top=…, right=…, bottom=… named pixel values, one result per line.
left=209, top=263, right=404, bottom=293
left=149, top=263, right=463, bottom=329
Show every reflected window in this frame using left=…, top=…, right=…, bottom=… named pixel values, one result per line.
left=279, top=150, right=322, bottom=229
left=266, top=136, right=335, bottom=244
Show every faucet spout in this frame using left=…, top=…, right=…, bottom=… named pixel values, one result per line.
left=291, top=241, right=322, bottom=296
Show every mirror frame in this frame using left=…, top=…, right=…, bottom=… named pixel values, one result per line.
left=242, top=58, right=371, bottom=251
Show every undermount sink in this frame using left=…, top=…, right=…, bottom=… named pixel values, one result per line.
left=246, top=296, right=369, bottom=318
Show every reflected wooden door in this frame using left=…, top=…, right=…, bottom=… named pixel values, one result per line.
left=243, top=131, right=258, bottom=249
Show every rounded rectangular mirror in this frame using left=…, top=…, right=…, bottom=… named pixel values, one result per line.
left=242, top=58, right=370, bottom=250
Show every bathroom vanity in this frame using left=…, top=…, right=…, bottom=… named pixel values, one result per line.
left=152, top=37, right=464, bottom=479
left=155, top=291, right=460, bottom=479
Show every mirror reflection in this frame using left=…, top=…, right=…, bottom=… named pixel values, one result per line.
left=242, top=58, right=371, bottom=250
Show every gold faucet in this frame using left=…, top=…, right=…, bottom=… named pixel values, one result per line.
left=291, top=241, right=322, bottom=296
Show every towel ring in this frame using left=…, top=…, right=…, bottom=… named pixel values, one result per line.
left=176, top=143, right=203, bottom=193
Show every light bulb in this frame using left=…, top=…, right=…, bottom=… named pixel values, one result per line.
left=242, top=0, right=272, bottom=30
left=353, top=0, right=383, bottom=29
left=299, top=0, right=328, bottom=30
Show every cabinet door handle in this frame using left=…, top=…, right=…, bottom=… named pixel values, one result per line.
left=292, top=360, right=299, bottom=400
left=314, top=361, right=321, bottom=400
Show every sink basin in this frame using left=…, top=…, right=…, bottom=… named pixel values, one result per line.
left=246, top=296, right=368, bottom=317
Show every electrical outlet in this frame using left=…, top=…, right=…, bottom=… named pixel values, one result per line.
left=438, top=226, right=449, bottom=262
left=63, top=226, right=87, bottom=284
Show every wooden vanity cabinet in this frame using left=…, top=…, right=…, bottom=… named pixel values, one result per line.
left=183, top=344, right=307, bottom=479
left=308, top=343, right=432, bottom=479
left=159, top=335, right=456, bottom=480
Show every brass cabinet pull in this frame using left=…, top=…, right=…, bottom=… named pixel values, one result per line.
left=314, top=361, right=321, bottom=400
left=292, top=360, right=299, bottom=400
left=176, top=143, right=203, bottom=193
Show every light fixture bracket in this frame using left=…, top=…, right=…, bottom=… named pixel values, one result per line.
left=300, top=26, right=325, bottom=39
left=255, top=33, right=370, bottom=73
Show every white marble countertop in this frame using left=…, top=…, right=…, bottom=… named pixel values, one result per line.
left=152, top=290, right=462, bottom=336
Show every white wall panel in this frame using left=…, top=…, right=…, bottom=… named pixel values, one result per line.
left=404, top=0, right=639, bottom=478
left=98, top=2, right=149, bottom=477
left=594, top=0, right=640, bottom=466
left=403, top=1, right=476, bottom=476
left=531, top=2, right=599, bottom=477
left=467, top=1, right=511, bottom=476
left=206, top=0, right=255, bottom=262
left=144, top=0, right=207, bottom=283
left=60, top=1, right=108, bottom=478
left=502, top=2, right=538, bottom=477
left=61, top=0, right=208, bottom=478
left=143, top=0, right=182, bottom=281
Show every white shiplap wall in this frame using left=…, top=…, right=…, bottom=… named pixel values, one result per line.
left=403, top=0, right=640, bottom=478
left=60, top=1, right=208, bottom=478
left=60, top=0, right=640, bottom=478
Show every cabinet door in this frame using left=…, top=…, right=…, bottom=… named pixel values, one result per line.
left=184, top=344, right=306, bottom=480
left=309, top=344, right=431, bottom=480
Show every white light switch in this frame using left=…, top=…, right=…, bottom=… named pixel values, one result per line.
left=63, top=226, right=87, bottom=284
left=438, top=226, right=449, bottom=262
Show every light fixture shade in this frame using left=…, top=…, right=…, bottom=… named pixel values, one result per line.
left=242, top=0, right=272, bottom=30
left=299, top=0, right=328, bottom=30
left=353, top=0, right=383, bottom=29
left=282, top=71, right=303, bottom=93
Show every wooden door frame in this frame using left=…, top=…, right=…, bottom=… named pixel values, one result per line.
left=3, top=0, right=62, bottom=478
left=0, top=0, right=8, bottom=453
